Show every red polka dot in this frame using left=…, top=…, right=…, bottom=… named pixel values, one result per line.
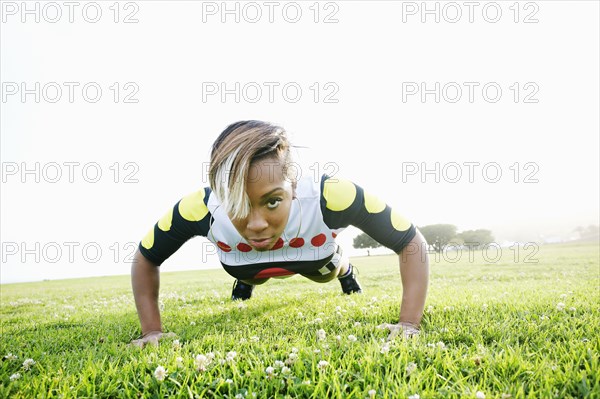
left=270, top=237, right=284, bottom=250
left=311, top=233, right=327, bottom=247
left=237, top=243, right=252, bottom=252
left=289, top=237, right=305, bottom=248
left=332, top=232, right=337, bottom=238
left=217, top=241, right=231, bottom=252
left=255, top=267, right=296, bottom=278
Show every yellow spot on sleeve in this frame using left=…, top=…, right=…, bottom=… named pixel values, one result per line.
left=390, top=209, right=411, bottom=231
left=364, top=191, right=386, bottom=213
left=141, top=228, right=154, bottom=249
left=323, top=179, right=357, bottom=211
left=178, top=190, right=209, bottom=222
left=158, top=209, right=173, bottom=231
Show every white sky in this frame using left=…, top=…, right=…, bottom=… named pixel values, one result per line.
left=1, top=0, right=599, bottom=283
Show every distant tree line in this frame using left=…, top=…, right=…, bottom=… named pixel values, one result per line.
left=573, top=225, right=599, bottom=240
left=353, top=224, right=495, bottom=254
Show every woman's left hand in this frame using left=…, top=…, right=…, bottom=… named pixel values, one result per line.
left=377, top=322, right=420, bottom=341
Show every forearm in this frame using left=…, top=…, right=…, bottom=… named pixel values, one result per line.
left=398, top=230, right=429, bottom=326
left=131, top=249, right=163, bottom=334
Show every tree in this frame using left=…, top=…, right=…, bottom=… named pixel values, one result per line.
left=456, top=229, right=495, bottom=249
left=419, top=224, right=457, bottom=253
left=574, top=225, right=599, bottom=240
left=353, top=233, right=381, bottom=256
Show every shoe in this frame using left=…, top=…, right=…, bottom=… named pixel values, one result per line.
left=231, top=280, right=254, bottom=301
left=338, top=264, right=362, bottom=295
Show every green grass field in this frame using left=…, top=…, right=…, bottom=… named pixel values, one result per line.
left=1, top=242, right=599, bottom=398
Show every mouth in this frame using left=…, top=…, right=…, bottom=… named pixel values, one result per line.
left=248, top=237, right=273, bottom=249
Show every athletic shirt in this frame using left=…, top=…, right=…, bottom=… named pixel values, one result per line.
left=138, top=174, right=416, bottom=280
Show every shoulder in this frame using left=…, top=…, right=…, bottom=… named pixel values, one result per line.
left=320, top=174, right=360, bottom=212
left=177, top=187, right=212, bottom=222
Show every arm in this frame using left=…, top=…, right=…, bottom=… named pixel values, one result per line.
left=398, top=228, right=429, bottom=326
left=319, top=175, right=428, bottom=338
left=131, top=249, right=162, bottom=336
left=130, top=188, right=212, bottom=347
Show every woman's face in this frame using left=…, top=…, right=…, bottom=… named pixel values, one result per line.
left=229, top=157, right=296, bottom=251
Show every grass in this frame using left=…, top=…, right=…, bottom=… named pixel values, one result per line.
left=1, top=241, right=598, bottom=398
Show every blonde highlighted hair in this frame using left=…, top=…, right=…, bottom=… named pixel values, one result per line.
left=209, top=120, right=296, bottom=220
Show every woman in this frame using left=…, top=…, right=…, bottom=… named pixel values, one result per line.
left=131, top=120, right=429, bottom=347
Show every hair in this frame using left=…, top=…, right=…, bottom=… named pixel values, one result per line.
left=209, top=120, right=296, bottom=220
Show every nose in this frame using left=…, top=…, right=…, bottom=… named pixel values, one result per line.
left=246, top=209, right=268, bottom=233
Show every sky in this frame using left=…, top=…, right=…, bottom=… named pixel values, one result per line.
left=1, top=0, right=599, bottom=283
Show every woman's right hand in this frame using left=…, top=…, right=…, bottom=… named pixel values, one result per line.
left=130, top=331, right=177, bottom=348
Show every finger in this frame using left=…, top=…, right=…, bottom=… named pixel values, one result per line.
left=147, top=336, right=160, bottom=347
left=376, top=323, right=394, bottom=331
left=403, top=330, right=416, bottom=338
left=386, top=327, right=402, bottom=341
left=162, top=332, right=177, bottom=339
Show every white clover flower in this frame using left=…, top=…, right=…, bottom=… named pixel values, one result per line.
left=274, top=360, right=285, bottom=368
left=406, top=362, right=417, bottom=375
left=297, top=312, right=304, bottom=318
left=281, top=366, right=291, bottom=375
left=235, top=394, right=245, bottom=399
left=380, top=345, right=390, bottom=354
left=370, top=297, right=378, bottom=302
left=318, top=360, right=329, bottom=370
left=190, top=321, right=196, bottom=326
left=482, top=304, right=488, bottom=311
left=540, top=315, right=549, bottom=320
left=172, top=340, right=181, bottom=350
left=237, top=302, right=246, bottom=309
left=226, top=351, right=237, bottom=362
left=22, top=359, right=36, bottom=371
left=288, top=353, right=298, bottom=361
left=317, top=329, right=326, bottom=340
left=348, top=335, right=357, bottom=342
left=195, top=354, right=209, bottom=371
left=427, top=305, right=434, bottom=312
left=314, top=349, right=321, bottom=354
left=368, top=389, right=376, bottom=398
left=556, top=302, right=566, bottom=311
left=225, top=378, right=233, bottom=384
left=559, top=293, right=567, bottom=299
left=476, top=391, right=486, bottom=399
left=291, top=347, right=299, bottom=354
left=335, top=306, right=342, bottom=312
left=175, top=356, right=184, bottom=368
left=265, top=366, right=275, bottom=375
left=408, top=394, right=420, bottom=399
left=569, top=307, right=576, bottom=312
left=302, top=380, right=311, bottom=385
left=354, top=322, right=361, bottom=327
left=313, top=318, right=323, bottom=324
left=10, top=373, right=21, bottom=381
left=250, top=336, right=260, bottom=342
left=207, top=352, right=215, bottom=361
left=5, top=353, right=17, bottom=361
left=154, top=366, right=167, bottom=381
left=437, top=342, right=446, bottom=350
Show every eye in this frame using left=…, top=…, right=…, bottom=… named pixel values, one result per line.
left=266, top=198, right=282, bottom=209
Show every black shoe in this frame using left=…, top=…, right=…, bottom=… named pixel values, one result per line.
left=231, top=280, right=254, bottom=301
left=338, top=264, right=362, bottom=295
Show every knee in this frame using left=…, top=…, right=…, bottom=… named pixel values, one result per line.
left=241, top=278, right=270, bottom=285
left=302, top=273, right=338, bottom=283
